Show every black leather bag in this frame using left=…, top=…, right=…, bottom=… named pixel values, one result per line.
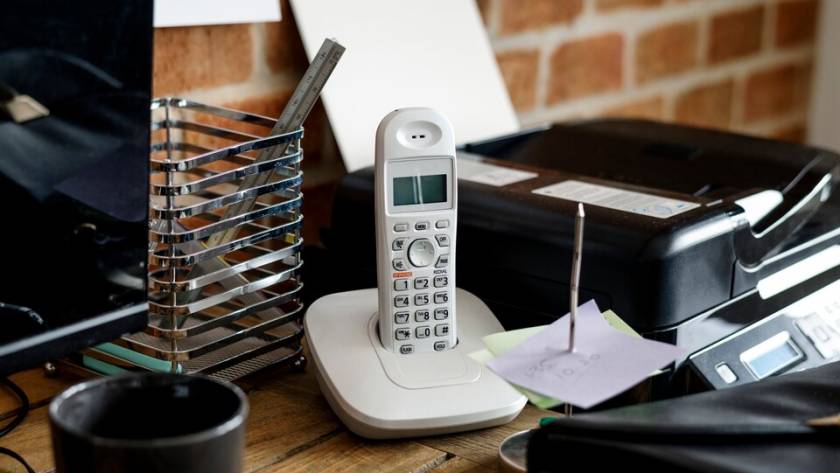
left=528, top=362, right=840, bottom=473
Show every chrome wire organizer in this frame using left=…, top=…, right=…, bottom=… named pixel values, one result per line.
left=85, top=98, right=306, bottom=380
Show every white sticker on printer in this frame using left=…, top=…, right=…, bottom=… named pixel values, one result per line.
left=458, top=159, right=538, bottom=187
left=532, top=180, right=700, bottom=219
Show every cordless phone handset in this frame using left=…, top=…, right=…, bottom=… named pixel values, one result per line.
left=375, top=108, right=457, bottom=354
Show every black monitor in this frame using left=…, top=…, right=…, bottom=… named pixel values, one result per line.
left=0, top=1, right=152, bottom=374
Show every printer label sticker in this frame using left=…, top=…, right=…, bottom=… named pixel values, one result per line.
left=458, top=159, right=538, bottom=187
left=532, top=180, right=700, bottom=219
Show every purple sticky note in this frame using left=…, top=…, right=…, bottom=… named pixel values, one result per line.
left=487, top=300, right=684, bottom=409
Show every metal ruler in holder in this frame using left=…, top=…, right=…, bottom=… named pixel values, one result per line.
left=81, top=39, right=344, bottom=380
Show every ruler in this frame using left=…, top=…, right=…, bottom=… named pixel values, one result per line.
left=170, top=38, right=344, bottom=313
left=206, top=37, right=345, bottom=249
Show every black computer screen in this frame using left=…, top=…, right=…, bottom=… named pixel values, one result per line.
left=0, top=1, right=152, bottom=373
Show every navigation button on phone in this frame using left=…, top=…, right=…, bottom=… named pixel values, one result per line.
left=393, top=258, right=408, bottom=271
left=435, top=234, right=450, bottom=247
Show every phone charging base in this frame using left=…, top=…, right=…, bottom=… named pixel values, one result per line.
left=304, top=288, right=527, bottom=439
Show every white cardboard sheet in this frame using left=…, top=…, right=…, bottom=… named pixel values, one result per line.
left=289, top=0, right=520, bottom=172
left=154, top=0, right=281, bottom=27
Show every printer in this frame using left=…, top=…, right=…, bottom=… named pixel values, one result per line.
left=324, top=119, right=840, bottom=392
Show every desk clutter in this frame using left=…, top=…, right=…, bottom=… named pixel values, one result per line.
left=2, top=0, right=840, bottom=472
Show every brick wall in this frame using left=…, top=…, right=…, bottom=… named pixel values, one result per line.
left=153, top=0, right=820, bottom=241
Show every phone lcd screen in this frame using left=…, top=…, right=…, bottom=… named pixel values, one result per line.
left=393, top=174, right=446, bottom=206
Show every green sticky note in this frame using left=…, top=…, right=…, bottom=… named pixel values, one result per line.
left=474, top=310, right=642, bottom=409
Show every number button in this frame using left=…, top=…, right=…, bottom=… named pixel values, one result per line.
left=434, top=308, right=449, bottom=320
left=394, top=279, right=409, bottom=291
left=415, top=310, right=430, bottom=322
left=435, top=234, right=450, bottom=247
left=433, top=275, right=448, bottom=287
left=415, top=221, right=430, bottom=231
left=435, top=324, right=450, bottom=336
left=434, top=341, right=447, bottom=351
left=400, top=345, right=414, bottom=354
left=394, top=223, right=408, bottom=232
left=414, top=278, right=430, bottom=290
left=392, top=237, right=408, bottom=251
left=395, top=328, right=411, bottom=340
left=394, top=312, right=409, bottom=324
left=394, top=295, right=409, bottom=307
left=416, top=326, right=431, bottom=338
left=435, top=254, right=450, bottom=268
left=434, top=292, right=448, bottom=304
left=435, top=220, right=449, bottom=229
left=393, top=258, right=408, bottom=271
left=414, top=294, right=429, bottom=306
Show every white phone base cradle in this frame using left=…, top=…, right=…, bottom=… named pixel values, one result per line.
left=305, top=288, right=527, bottom=439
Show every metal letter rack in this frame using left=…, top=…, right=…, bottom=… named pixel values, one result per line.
left=83, top=98, right=306, bottom=380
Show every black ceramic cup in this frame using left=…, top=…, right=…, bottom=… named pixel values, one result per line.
left=49, top=373, right=248, bottom=473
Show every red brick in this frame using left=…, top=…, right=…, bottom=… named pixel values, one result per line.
left=674, top=79, right=735, bottom=129
left=743, top=63, right=810, bottom=122
left=153, top=24, right=253, bottom=96
left=708, top=6, right=764, bottom=64
left=596, top=0, right=664, bottom=12
left=770, top=123, right=807, bottom=143
left=636, top=21, right=699, bottom=83
left=265, top=0, right=308, bottom=74
left=496, top=50, right=540, bottom=111
left=776, top=0, right=819, bottom=47
left=601, top=97, right=665, bottom=120
left=548, top=34, right=623, bottom=103
left=499, top=0, right=584, bottom=35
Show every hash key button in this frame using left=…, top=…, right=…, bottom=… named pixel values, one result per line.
left=435, top=324, right=449, bottom=336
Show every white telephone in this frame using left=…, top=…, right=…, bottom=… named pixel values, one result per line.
left=375, top=108, right=457, bottom=354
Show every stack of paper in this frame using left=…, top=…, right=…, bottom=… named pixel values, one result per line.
left=471, top=301, right=684, bottom=409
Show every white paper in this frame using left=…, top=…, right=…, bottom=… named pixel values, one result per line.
left=487, top=300, right=684, bottom=409
left=289, top=0, right=520, bottom=172
left=154, top=0, right=281, bottom=27
left=533, top=180, right=700, bottom=219
left=458, top=159, right=538, bottom=187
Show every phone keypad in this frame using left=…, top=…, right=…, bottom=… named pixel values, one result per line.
left=386, top=215, right=454, bottom=353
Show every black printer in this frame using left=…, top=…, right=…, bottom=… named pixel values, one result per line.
left=324, top=119, right=840, bottom=391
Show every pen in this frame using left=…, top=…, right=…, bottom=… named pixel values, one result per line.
left=569, top=203, right=585, bottom=352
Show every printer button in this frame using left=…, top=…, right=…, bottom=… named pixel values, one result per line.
left=394, top=223, right=409, bottom=232
left=715, top=363, right=738, bottom=384
left=435, top=220, right=449, bottom=229
left=435, top=254, right=450, bottom=268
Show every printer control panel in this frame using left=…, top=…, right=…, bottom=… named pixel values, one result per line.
left=688, top=279, right=840, bottom=389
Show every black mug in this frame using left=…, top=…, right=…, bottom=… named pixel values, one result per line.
left=49, top=373, right=248, bottom=473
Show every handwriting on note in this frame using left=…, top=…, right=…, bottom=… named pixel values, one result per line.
left=487, top=300, right=684, bottom=409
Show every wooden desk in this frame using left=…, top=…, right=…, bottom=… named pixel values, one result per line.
left=0, top=359, right=547, bottom=472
